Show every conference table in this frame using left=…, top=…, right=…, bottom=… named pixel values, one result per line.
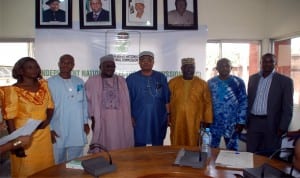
left=29, top=146, right=291, bottom=178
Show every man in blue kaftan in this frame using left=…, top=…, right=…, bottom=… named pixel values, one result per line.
left=126, top=51, right=170, bottom=146
left=48, top=54, right=90, bottom=164
left=208, top=58, right=247, bottom=151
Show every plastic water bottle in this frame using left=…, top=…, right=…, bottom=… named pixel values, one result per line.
left=201, top=128, right=211, bottom=157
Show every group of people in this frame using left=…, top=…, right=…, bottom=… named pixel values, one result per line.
left=0, top=51, right=298, bottom=177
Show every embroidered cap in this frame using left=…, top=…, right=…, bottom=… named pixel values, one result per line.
left=139, top=51, right=154, bottom=59
left=100, top=54, right=114, bottom=64
left=181, top=58, right=195, bottom=65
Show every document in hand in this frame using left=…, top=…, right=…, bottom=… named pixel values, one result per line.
left=215, top=150, right=253, bottom=169
left=0, top=118, right=42, bottom=146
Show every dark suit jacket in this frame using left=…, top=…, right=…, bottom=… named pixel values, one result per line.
left=247, top=72, right=293, bottom=132
left=86, top=9, right=109, bottom=22
left=43, top=9, right=66, bottom=22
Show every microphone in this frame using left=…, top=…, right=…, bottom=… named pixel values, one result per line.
left=261, top=147, right=294, bottom=178
left=81, top=143, right=116, bottom=177
left=89, top=143, right=113, bottom=165
left=243, top=147, right=294, bottom=178
left=268, top=147, right=294, bottom=160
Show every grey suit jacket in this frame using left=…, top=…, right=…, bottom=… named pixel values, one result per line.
left=247, top=72, right=293, bottom=132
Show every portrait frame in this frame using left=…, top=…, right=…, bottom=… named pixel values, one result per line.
left=79, top=0, right=116, bottom=29
left=163, top=0, right=198, bottom=30
left=122, top=0, right=157, bottom=30
left=35, top=0, right=72, bottom=29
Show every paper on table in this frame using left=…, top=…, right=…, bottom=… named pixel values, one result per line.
left=0, top=118, right=42, bottom=146
left=215, top=150, right=253, bottom=169
left=66, top=160, right=84, bottom=170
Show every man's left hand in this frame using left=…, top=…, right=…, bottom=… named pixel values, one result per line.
left=235, top=124, right=244, bottom=133
left=277, top=129, right=285, bottom=137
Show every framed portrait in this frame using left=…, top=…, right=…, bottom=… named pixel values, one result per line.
left=122, top=0, right=157, bottom=30
left=35, top=0, right=72, bottom=28
left=79, top=0, right=116, bottom=29
left=163, top=0, right=198, bottom=30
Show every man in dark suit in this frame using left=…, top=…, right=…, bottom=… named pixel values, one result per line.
left=86, top=0, right=109, bottom=22
left=43, top=0, right=66, bottom=22
left=247, top=53, right=294, bottom=156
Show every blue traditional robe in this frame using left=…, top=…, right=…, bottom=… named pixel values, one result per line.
left=126, top=71, right=170, bottom=146
left=208, top=75, right=247, bottom=150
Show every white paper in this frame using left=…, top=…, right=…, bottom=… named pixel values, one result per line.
left=66, top=160, right=83, bottom=170
left=0, top=118, right=42, bottom=145
left=215, top=150, right=254, bottom=169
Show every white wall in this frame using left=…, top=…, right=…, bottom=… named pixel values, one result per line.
left=198, top=0, right=267, bottom=40
left=266, top=0, right=300, bottom=38
left=0, top=0, right=35, bottom=38
left=0, top=0, right=3, bottom=35
left=1, top=0, right=300, bottom=44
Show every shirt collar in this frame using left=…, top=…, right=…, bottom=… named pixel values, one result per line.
left=259, top=69, right=275, bottom=78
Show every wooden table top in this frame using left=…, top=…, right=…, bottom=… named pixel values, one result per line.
left=29, top=146, right=291, bottom=178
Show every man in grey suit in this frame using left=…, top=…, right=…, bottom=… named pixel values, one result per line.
left=247, top=53, right=293, bottom=156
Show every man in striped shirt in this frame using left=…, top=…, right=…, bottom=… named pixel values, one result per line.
left=247, top=53, right=294, bottom=156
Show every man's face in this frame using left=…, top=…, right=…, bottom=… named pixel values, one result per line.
left=216, top=60, right=231, bottom=78
left=90, top=0, right=102, bottom=12
left=100, top=61, right=115, bottom=78
left=181, top=64, right=195, bottom=80
left=175, top=0, right=186, bottom=13
left=49, top=1, right=60, bottom=11
left=58, top=56, right=74, bottom=74
left=139, top=55, right=154, bottom=72
left=135, top=3, right=145, bottom=13
left=261, top=55, right=276, bottom=73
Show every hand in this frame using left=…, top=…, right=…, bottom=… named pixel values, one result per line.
left=14, top=148, right=26, bottom=157
left=0, top=121, right=7, bottom=131
left=131, top=117, right=136, bottom=127
left=36, top=121, right=47, bottom=130
left=84, top=124, right=90, bottom=135
left=91, top=116, right=95, bottom=131
left=167, top=115, right=171, bottom=127
left=18, top=135, right=32, bottom=148
left=235, top=124, right=244, bottom=133
left=277, top=129, right=285, bottom=137
left=51, top=130, right=59, bottom=144
left=287, top=129, right=300, bottom=141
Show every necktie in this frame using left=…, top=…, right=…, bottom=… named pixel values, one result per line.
left=93, top=13, right=98, bottom=21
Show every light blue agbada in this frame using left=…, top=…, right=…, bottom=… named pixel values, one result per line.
left=48, top=75, right=88, bottom=148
